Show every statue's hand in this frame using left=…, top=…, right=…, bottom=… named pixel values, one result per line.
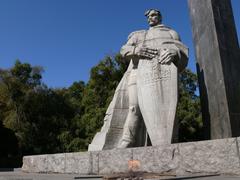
left=134, top=47, right=158, bottom=59
left=159, top=49, right=178, bottom=64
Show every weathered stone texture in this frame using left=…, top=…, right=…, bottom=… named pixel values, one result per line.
left=22, top=154, right=53, bottom=173
left=132, top=145, right=179, bottom=173
left=47, top=153, right=65, bottom=173
left=188, top=0, right=240, bottom=139
left=65, top=152, right=91, bottom=174
left=22, top=138, right=240, bottom=175
left=98, top=148, right=132, bottom=174
left=91, top=151, right=99, bottom=175
left=178, top=138, right=240, bottom=175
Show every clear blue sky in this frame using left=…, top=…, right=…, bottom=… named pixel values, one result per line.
left=0, top=0, right=239, bottom=88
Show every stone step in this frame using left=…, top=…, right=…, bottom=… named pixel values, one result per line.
left=22, top=138, right=240, bottom=176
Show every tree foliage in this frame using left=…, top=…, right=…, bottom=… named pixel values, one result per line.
left=177, top=69, right=203, bottom=142
left=0, top=61, right=74, bottom=156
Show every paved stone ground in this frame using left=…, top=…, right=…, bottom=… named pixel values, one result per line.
left=0, top=172, right=240, bottom=180
left=0, top=172, right=103, bottom=180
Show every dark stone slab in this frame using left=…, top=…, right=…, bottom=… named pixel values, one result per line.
left=188, top=0, right=240, bottom=139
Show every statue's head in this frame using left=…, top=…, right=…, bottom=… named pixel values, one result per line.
left=145, top=9, right=162, bottom=27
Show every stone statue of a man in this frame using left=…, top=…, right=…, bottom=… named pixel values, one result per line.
left=88, top=9, right=188, bottom=151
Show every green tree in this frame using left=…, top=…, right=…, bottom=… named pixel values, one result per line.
left=0, top=60, right=75, bottom=155
left=0, top=60, right=43, bottom=154
left=23, top=86, right=75, bottom=154
left=177, top=69, right=203, bottom=142
left=56, top=81, right=87, bottom=152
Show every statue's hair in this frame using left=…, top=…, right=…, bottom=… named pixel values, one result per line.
left=144, top=9, right=162, bottom=21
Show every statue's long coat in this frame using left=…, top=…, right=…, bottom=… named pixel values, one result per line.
left=88, top=25, right=188, bottom=151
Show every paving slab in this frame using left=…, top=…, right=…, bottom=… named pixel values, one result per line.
left=1, top=172, right=240, bottom=180
left=0, top=172, right=102, bottom=180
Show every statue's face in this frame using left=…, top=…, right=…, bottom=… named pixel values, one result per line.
left=147, top=10, right=161, bottom=27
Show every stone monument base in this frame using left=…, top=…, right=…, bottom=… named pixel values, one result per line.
left=22, top=138, right=240, bottom=176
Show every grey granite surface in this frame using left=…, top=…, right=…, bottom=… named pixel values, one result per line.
left=22, top=138, right=240, bottom=176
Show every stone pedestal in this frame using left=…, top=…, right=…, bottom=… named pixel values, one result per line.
left=22, top=138, right=240, bottom=176
left=188, top=0, right=240, bottom=139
